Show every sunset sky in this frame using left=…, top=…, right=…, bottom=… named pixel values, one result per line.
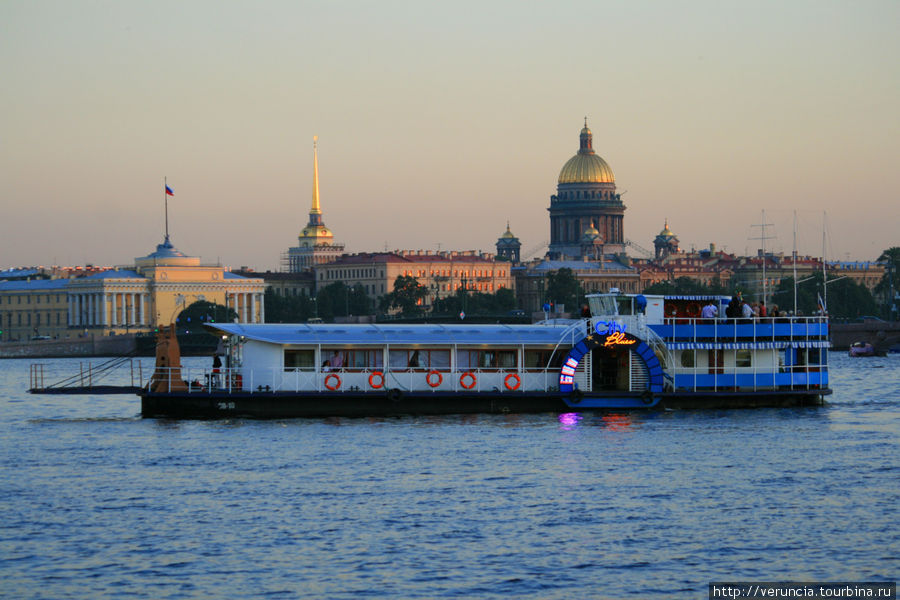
left=2, top=0, right=898, bottom=271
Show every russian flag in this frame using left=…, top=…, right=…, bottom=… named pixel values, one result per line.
left=165, top=184, right=174, bottom=196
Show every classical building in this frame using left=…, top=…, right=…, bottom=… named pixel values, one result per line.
left=0, top=237, right=266, bottom=342
left=495, top=223, right=522, bottom=264
left=514, top=257, right=641, bottom=314
left=284, top=137, right=345, bottom=272
left=653, top=221, right=680, bottom=260
left=512, top=120, right=637, bottom=312
left=547, top=119, right=626, bottom=258
left=314, top=250, right=514, bottom=312
left=634, top=243, right=736, bottom=290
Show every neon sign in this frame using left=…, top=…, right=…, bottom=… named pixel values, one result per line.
left=559, top=357, right=578, bottom=385
left=603, top=330, right=636, bottom=347
left=594, top=320, right=636, bottom=347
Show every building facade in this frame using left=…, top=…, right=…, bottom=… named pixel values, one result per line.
left=0, top=237, right=266, bottom=342
left=314, top=250, right=514, bottom=312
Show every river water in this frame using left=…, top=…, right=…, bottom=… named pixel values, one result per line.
left=1, top=354, right=897, bottom=599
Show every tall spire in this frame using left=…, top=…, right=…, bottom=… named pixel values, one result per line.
left=311, top=135, right=322, bottom=215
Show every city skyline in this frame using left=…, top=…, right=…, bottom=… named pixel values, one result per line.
left=2, top=1, right=898, bottom=271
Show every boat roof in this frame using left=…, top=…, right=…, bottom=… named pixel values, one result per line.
left=207, top=322, right=585, bottom=346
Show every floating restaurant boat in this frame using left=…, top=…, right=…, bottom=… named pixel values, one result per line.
left=139, top=293, right=831, bottom=418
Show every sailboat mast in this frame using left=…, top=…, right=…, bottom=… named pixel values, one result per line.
left=793, top=210, right=798, bottom=315
left=822, top=211, right=827, bottom=315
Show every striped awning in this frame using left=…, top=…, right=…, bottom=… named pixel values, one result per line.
left=664, top=295, right=730, bottom=301
left=667, top=341, right=831, bottom=350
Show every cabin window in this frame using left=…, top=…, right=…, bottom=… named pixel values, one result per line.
left=588, top=296, right=617, bottom=316
left=389, top=349, right=450, bottom=370
left=680, top=350, right=695, bottom=368
left=616, top=297, right=633, bottom=315
left=458, top=349, right=517, bottom=370
left=736, top=350, right=752, bottom=368
left=284, top=349, right=315, bottom=370
left=343, top=349, right=383, bottom=370
left=524, top=349, right=564, bottom=371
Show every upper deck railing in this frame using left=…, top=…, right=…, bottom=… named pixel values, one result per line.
left=651, top=316, right=829, bottom=344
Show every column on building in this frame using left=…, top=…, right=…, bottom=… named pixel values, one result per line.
left=250, top=292, right=257, bottom=324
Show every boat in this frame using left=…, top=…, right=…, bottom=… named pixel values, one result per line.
left=139, top=292, right=831, bottom=418
left=848, top=341, right=877, bottom=357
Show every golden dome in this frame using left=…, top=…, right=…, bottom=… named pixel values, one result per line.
left=558, top=122, right=615, bottom=184
left=582, top=221, right=602, bottom=241
left=658, top=221, right=676, bottom=238
left=500, top=222, right=517, bottom=239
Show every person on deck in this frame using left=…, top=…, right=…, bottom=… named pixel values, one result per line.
left=701, top=300, right=718, bottom=319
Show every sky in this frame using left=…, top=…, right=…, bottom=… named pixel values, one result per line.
left=2, top=0, right=898, bottom=271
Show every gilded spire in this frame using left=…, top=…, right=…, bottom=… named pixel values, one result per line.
left=311, top=136, right=321, bottom=215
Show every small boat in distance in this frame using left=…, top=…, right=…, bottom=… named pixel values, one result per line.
left=848, top=341, right=877, bottom=357
left=139, top=292, right=831, bottom=419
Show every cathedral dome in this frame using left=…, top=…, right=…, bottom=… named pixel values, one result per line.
left=558, top=122, right=615, bottom=184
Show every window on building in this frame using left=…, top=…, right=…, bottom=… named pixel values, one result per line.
left=680, top=350, right=695, bottom=368
left=736, top=350, right=752, bottom=368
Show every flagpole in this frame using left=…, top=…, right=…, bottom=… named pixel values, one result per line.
left=164, top=177, right=169, bottom=240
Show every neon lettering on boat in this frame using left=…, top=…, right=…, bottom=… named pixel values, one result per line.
left=595, top=320, right=627, bottom=336
left=603, top=331, right=637, bottom=347
left=560, top=358, right=578, bottom=377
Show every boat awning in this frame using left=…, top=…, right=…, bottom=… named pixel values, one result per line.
left=206, top=323, right=586, bottom=347
left=667, top=341, right=831, bottom=350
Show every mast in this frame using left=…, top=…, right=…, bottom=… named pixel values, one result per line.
left=750, top=211, right=774, bottom=306
left=822, top=211, right=828, bottom=315
left=793, top=210, right=798, bottom=315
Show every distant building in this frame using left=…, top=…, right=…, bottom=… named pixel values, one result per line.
left=653, top=221, right=680, bottom=260
left=314, top=250, right=514, bottom=312
left=284, top=137, right=345, bottom=272
left=495, top=223, right=522, bottom=264
left=0, top=237, right=266, bottom=342
left=514, top=256, right=640, bottom=314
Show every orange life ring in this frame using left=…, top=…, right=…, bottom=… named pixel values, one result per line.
left=324, top=373, right=341, bottom=391
left=426, top=370, right=443, bottom=387
left=368, top=371, right=385, bottom=389
left=686, top=303, right=701, bottom=318
left=504, top=373, right=521, bottom=391
left=460, top=372, right=477, bottom=390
